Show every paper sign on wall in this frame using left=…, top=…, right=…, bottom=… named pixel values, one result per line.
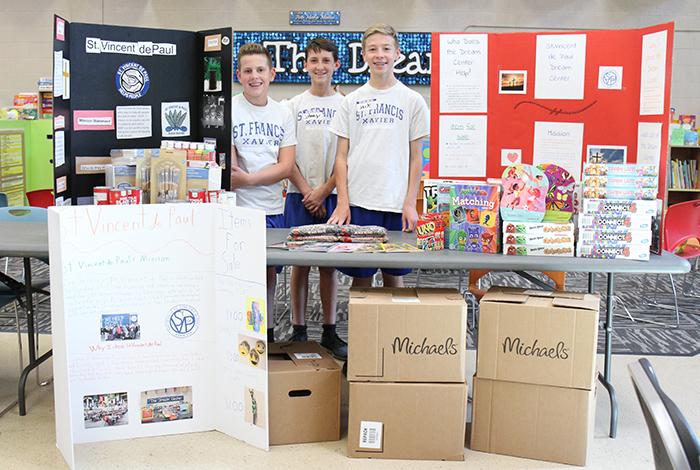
left=48, top=204, right=269, bottom=469
left=73, top=110, right=115, bottom=131
left=640, top=30, right=667, bottom=116
left=56, top=17, right=65, bottom=41
left=439, top=34, right=488, bottom=113
left=116, top=106, right=152, bottom=139
left=54, top=130, right=66, bottom=168
left=438, top=115, right=487, bottom=177
left=532, top=121, right=584, bottom=181
left=637, top=122, right=663, bottom=166
left=535, top=34, right=586, bottom=100
left=161, top=102, right=190, bottom=137
left=53, top=51, right=64, bottom=98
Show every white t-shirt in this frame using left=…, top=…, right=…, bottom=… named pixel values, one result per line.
left=231, top=93, right=296, bottom=215
left=329, top=81, right=429, bottom=213
left=285, top=90, right=343, bottom=194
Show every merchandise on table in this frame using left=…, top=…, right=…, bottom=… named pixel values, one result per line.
left=583, top=163, right=658, bottom=177
left=187, top=189, right=207, bottom=203
left=582, top=186, right=657, bottom=200
left=582, top=175, right=658, bottom=189
left=499, top=164, right=547, bottom=223
left=446, top=183, right=500, bottom=253
left=578, top=229, right=653, bottom=246
left=537, top=163, right=575, bottom=223
left=502, top=232, right=575, bottom=245
left=185, top=164, right=222, bottom=192
left=416, top=213, right=444, bottom=251
left=577, top=213, right=652, bottom=230
left=93, top=186, right=110, bottom=205
left=502, top=243, right=574, bottom=256
left=150, top=148, right=187, bottom=203
left=576, top=243, right=651, bottom=260
left=502, top=221, right=574, bottom=235
left=581, top=198, right=658, bottom=215
left=288, top=224, right=388, bottom=243
left=104, top=164, right=136, bottom=189
left=107, top=187, right=142, bottom=205
left=422, top=178, right=461, bottom=214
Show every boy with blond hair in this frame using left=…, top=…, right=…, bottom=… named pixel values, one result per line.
left=231, top=43, right=296, bottom=342
left=284, top=37, right=346, bottom=359
left=328, top=24, right=430, bottom=287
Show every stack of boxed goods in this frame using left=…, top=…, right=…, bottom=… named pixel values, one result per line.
left=347, top=288, right=468, bottom=461
left=502, top=221, right=575, bottom=256
left=578, top=163, right=658, bottom=260
left=96, top=142, right=227, bottom=205
left=471, top=287, right=600, bottom=466
left=268, top=342, right=341, bottom=445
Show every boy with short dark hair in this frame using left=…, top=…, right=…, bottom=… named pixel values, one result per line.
left=285, top=37, right=346, bottom=359
left=231, top=42, right=296, bottom=342
left=328, top=24, right=430, bottom=287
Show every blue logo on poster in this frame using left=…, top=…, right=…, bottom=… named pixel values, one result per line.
left=116, top=62, right=150, bottom=99
left=167, top=304, right=199, bottom=338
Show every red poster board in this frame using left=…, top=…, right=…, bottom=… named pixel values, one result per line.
left=429, top=23, right=674, bottom=208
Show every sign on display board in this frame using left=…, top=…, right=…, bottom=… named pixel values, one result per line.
left=233, top=31, right=431, bottom=85
left=48, top=204, right=268, bottom=468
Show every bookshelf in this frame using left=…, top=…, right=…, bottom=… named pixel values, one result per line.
left=0, top=129, right=26, bottom=206
left=668, top=144, right=700, bottom=206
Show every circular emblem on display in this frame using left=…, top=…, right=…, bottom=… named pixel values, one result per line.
left=221, top=36, right=230, bottom=46
left=116, top=62, right=150, bottom=99
left=602, top=70, right=619, bottom=88
left=166, top=304, right=199, bottom=338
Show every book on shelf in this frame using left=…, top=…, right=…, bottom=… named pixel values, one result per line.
left=670, top=159, right=698, bottom=190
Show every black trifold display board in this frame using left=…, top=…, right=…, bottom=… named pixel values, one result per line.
left=53, top=16, right=232, bottom=205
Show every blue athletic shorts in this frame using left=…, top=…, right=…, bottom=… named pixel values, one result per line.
left=284, top=193, right=338, bottom=228
left=337, top=206, right=411, bottom=278
left=267, top=214, right=286, bottom=274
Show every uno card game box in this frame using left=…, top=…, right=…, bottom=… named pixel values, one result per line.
left=417, top=213, right=445, bottom=251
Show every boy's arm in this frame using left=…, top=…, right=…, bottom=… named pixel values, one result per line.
left=327, top=137, right=350, bottom=225
left=231, top=145, right=296, bottom=188
left=401, top=137, right=424, bottom=232
left=288, top=163, right=313, bottom=197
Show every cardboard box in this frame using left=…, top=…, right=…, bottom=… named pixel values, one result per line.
left=348, top=381, right=467, bottom=461
left=348, top=288, right=467, bottom=383
left=268, top=342, right=340, bottom=445
left=471, top=376, right=595, bottom=466
left=477, top=287, right=600, bottom=390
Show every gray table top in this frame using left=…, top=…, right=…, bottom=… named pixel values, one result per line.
left=0, top=222, right=690, bottom=274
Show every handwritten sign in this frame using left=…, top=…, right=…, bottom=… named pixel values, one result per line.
left=289, top=10, right=340, bottom=25
left=636, top=122, right=662, bottom=167
left=535, top=34, right=587, bottom=100
left=640, top=30, right=667, bottom=116
left=438, top=115, right=488, bottom=177
left=439, top=34, right=488, bottom=113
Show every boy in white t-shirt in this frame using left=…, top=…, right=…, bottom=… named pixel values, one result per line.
left=231, top=43, right=296, bottom=342
left=284, top=37, right=346, bottom=359
left=328, top=23, right=430, bottom=287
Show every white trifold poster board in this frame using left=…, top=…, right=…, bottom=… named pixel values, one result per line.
left=48, top=204, right=269, bottom=469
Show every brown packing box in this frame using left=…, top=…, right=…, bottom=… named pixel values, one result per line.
left=347, top=381, right=467, bottom=461
left=268, top=341, right=341, bottom=445
left=477, top=287, right=600, bottom=390
left=470, top=376, right=596, bottom=466
left=348, top=288, right=467, bottom=383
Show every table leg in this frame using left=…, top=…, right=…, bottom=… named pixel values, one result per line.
left=598, top=272, right=618, bottom=438
left=588, top=272, right=594, bottom=294
left=18, top=257, right=52, bottom=416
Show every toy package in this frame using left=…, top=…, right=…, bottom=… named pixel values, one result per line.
left=502, top=232, right=575, bottom=246
left=502, top=221, right=574, bottom=235
left=578, top=229, right=653, bottom=246
left=500, top=164, right=548, bottom=222
left=583, top=175, right=658, bottom=189
left=578, top=213, right=652, bottom=230
left=416, top=213, right=445, bottom=251
left=423, top=179, right=460, bottom=214
left=537, top=164, right=575, bottom=223
left=583, top=163, right=658, bottom=177
left=503, top=244, right=574, bottom=257
left=577, top=243, right=650, bottom=261
left=581, top=198, right=658, bottom=215
left=447, top=183, right=500, bottom=253
left=582, top=186, right=657, bottom=200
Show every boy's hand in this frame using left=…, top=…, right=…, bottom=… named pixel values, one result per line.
left=328, top=203, right=351, bottom=225
left=230, top=166, right=252, bottom=188
left=302, top=186, right=327, bottom=214
left=402, top=204, right=418, bottom=232
left=311, top=206, right=327, bottom=220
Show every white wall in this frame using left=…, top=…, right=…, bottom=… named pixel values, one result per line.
left=0, top=0, right=698, bottom=111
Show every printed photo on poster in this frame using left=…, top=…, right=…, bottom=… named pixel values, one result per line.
left=202, top=95, right=225, bottom=128
left=499, top=70, right=526, bottom=94
left=244, top=387, right=266, bottom=429
left=204, top=34, right=222, bottom=52
left=203, top=56, right=222, bottom=92
left=238, top=333, right=267, bottom=370
left=245, top=297, right=266, bottom=333
left=161, top=102, right=190, bottom=137
left=100, top=313, right=140, bottom=341
left=586, top=145, right=627, bottom=164
left=140, top=386, right=193, bottom=424
left=83, top=392, right=128, bottom=429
